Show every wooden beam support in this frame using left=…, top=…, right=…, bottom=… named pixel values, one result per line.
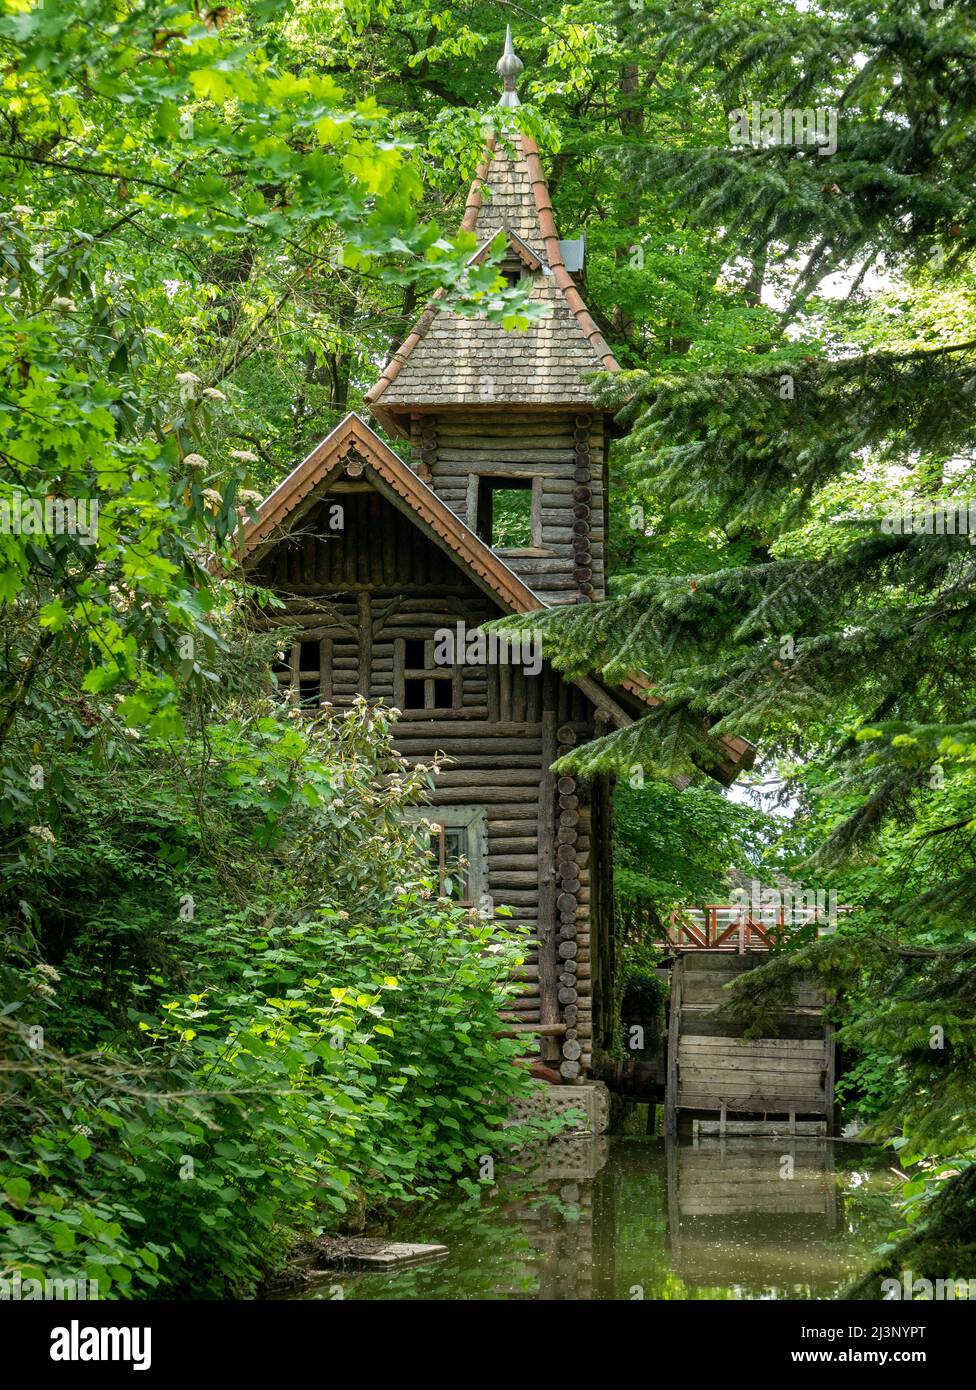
left=537, top=676, right=560, bottom=1063
left=357, top=591, right=371, bottom=696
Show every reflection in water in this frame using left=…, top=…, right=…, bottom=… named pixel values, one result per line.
left=293, top=1135, right=895, bottom=1301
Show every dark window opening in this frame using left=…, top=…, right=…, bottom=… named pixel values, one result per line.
left=478, top=477, right=534, bottom=549
left=403, top=678, right=426, bottom=709
left=298, top=677, right=320, bottom=708
left=397, top=638, right=459, bottom=712
left=272, top=639, right=326, bottom=708
left=293, top=638, right=321, bottom=708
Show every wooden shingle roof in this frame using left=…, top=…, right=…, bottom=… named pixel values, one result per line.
left=365, top=129, right=620, bottom=436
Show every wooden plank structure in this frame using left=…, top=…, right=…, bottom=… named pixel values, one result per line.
left=665, top=953, right=834, bottom=1135
left=233, top=34, right=752, bottom=1083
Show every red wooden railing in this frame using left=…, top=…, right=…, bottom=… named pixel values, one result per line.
left=659, top=904, right=839, bottom=954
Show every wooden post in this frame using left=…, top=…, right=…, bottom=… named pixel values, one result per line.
left=319, top=635, right=333, bottom=704
left=665, top=957, right=682, bottom=1136
left=536, top=675, right=559, bottom=1062
left=825, top=1019, right=837, bottom=1136
left=357, top=591, right=371, bottom=696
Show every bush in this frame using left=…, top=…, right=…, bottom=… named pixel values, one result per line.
left=0, top=683, right=548, bottom=1298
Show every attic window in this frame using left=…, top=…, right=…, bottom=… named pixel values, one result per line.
left=475, top=476, right=540, bottom=550
left=395, top=638, right=462, bottom=713
left=502, top=264, right=523, bottom=289
left=272, top=637, right=331, bottom=708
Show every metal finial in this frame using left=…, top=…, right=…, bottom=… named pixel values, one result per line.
left=496, top=26, right=523, bottom=108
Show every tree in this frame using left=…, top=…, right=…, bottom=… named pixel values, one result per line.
left=515, top=0, right=976, bottom=1284
left=0, top=0, right=533, bottom=804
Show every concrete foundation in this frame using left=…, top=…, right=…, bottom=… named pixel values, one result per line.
left=511, top=1080, right=610, bottom=1136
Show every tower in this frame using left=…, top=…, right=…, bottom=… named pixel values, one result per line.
left=365, top=28, right=620, bottom=608
left=240, top=34, right=751, bottom=1088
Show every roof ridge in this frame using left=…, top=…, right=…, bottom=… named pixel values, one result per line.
left=518, top=131, right=618, bottom=372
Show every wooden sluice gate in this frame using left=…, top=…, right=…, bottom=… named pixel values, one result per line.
left=665, top=951, right=835, bottom=1138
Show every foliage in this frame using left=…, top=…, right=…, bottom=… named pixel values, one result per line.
left=0, top=0, right=541, bottom=803
left=614, top=776, right=770, bottom=921
left=496, top=0, right=976, bottom=1271
left=3, top=0, right=976, bottom=1294
left=0, top=661, right=550, bottom=1298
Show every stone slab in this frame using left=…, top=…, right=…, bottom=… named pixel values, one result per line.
left=312, top=1239, right=448, bottom=1271
left=510, top=1080, right=610, bottom=1135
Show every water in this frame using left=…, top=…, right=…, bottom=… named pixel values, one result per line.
left=293, top=1134, right=897, bottom=1301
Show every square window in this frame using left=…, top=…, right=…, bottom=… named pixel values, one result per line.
left=396, top=638, right=460, bottom=712
left=403, top=677, right=426, bottom=709
left=476, top=477, right=537, bottom=549
left=405, top=807, right=487, bottom=906
left=272, top=638, right=332, bottom=707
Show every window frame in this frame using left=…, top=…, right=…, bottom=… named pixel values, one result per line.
left=467, top=473, right=548, bottom=555
left=404, top=805, right=488, bottom=907
left=272, top=636, right=332, bottom=708
left=394, top=637, right=462, bottom=713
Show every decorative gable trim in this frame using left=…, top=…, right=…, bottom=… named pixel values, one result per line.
left=238, top=412, right=551, bottom=615
left=468, top=226, right=543, bottom=272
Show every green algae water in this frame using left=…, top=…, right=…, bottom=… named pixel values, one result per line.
left=290, top=1135, right=897, bottom=1301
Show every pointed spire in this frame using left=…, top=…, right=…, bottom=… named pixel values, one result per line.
left=496, top=26, right=523, bottom=108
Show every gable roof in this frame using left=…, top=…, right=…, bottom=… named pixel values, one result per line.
left=233, top=411, right=752, bottom=782
left=365, top=131, right=620, bottom=437
left=239, top=411, right=552, bottom=618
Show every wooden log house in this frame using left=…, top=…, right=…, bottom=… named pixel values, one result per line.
left=238, top=33, right=750, bottom=1082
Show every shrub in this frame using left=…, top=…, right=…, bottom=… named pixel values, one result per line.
left=0, top=690, right=548, bottom=1298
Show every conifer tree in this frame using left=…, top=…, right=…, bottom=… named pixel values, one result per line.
left=514, top=0, right=976, bottom=1283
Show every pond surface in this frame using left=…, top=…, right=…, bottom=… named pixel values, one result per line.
left=293, top=1134, right=897, bottom=1301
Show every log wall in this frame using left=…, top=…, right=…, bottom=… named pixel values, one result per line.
left=249, top=485, right=613, bottom=1078
left=408, top=410, right=607, bottom=604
